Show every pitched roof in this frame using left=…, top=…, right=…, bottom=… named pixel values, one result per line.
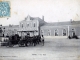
left=43, top=21, right=80, bottom=26
left=2, top=25, right=19, bottom=28
left=20, top=15, right=43, bottom=22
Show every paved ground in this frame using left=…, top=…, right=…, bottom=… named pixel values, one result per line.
left=0, top=38, right=80, bottom=60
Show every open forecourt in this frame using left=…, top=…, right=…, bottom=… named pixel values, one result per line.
left=0, top=38, right=80, bottom=60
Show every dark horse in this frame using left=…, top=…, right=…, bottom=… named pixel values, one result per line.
left=7, top=34, right=20, bottom=47
left=18, top=35, right=41, bottom=47
left=32, top=35, right=41, bottom=46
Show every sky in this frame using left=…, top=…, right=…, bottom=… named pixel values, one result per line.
left=0, top=0, right=80, bottom=26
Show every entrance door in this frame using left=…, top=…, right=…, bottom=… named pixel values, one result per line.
left=72, top=29, right=75, bottom=36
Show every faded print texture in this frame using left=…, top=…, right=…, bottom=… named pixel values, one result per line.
left=0, top=0, right=80, bottom=60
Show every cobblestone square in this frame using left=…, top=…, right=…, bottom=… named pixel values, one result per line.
left=0, top=38, right=80, bottom=60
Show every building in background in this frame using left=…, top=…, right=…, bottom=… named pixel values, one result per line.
left=41, top=20, right=80, bottom=38
left=18, top=15, right=45, bottom=37
left=2, top=25, right=19, bottom=37
left=1, top=15, right=80, bottom=38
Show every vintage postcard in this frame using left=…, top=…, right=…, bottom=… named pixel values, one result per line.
left=0, top=0, right=80, bottom=60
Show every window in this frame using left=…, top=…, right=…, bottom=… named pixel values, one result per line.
left=22, top=24, right=23, bottom=28
left=0, top=25, right=2, bottom=26
left=27, top=23, right=29, bottom=27
left=0, top=28, right=2, bottom=33
left=72, top=28, right=75, bottom=31
left=3, top=27, right=5, bottom=29
left=63, top=29, right=66, bottom=36
left=7, top=33, right=9, bottom=36
left=48, top=30, right=51, bottom=36
left=72, top=28, right=75, bottom=36
left=4, top=30, right=5, bottom=32
left=3, top=34, right=4, bottom=37
left=33, top=23, right=35, bottom=27
left=55, top=29, right=58, bottom=36
left=71, top=28, right=75, bottom=33
left=41, top=30, right=44, bottom=35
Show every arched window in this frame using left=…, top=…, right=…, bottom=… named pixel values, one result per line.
left=41, top=30, right=44, bottom=35
left=72, top=28, right=75, bottom=32
left=27, top=23, right=29, bottom=27
left=0, top=28, right=2, bottom=33
left=55, top=29, right=58, bottom=36
left=48, top=30, right=50, bottom=36
left=33, top=23, right=35, bottom=27
left=63, top=29, right=66, bottom=36
left=3, top=27, right=5, bottom=29
left=72, top=28, right=75, bottom=36
left=22, top=24, right=23, bottom=28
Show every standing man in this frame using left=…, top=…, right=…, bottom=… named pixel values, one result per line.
left=41, top=35, right=44, bottom=46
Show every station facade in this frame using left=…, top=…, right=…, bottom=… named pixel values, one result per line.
left=1, top=15, right=80, bottom=38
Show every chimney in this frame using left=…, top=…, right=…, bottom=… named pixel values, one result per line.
left=42, top=16, right=44, bottom=20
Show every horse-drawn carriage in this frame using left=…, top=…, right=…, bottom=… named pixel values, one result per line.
left=1, top=34, right=42, bottom=47
left=7, top=34, right=21, bottom=47
left=18, top=35, right=41, bottom=47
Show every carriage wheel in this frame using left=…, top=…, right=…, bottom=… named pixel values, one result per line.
left=18, top=44, right=22, bottom=47
left=33, top=43, right=36, bottom=46
left=18, top=41, right=25, bottom=47
left=18, top=41, right=22, bottom=47
left=18, top=42, right=22, bottom=47
left=25, top=42, right=28, bottom=47
left=8, top=42, right=13, bottom=47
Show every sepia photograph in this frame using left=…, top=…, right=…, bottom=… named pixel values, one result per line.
left=0, top=0, right=80, bottom=60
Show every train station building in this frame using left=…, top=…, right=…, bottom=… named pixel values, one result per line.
left=1, top=15, right=80, bottom=38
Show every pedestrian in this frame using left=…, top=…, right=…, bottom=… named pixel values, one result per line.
left=41, top=35, right=44, bottom=46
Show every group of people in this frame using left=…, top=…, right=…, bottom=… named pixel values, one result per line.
left=19, top=34, right=45, bottom=46
left=2, top=34, right=45, bottom=47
